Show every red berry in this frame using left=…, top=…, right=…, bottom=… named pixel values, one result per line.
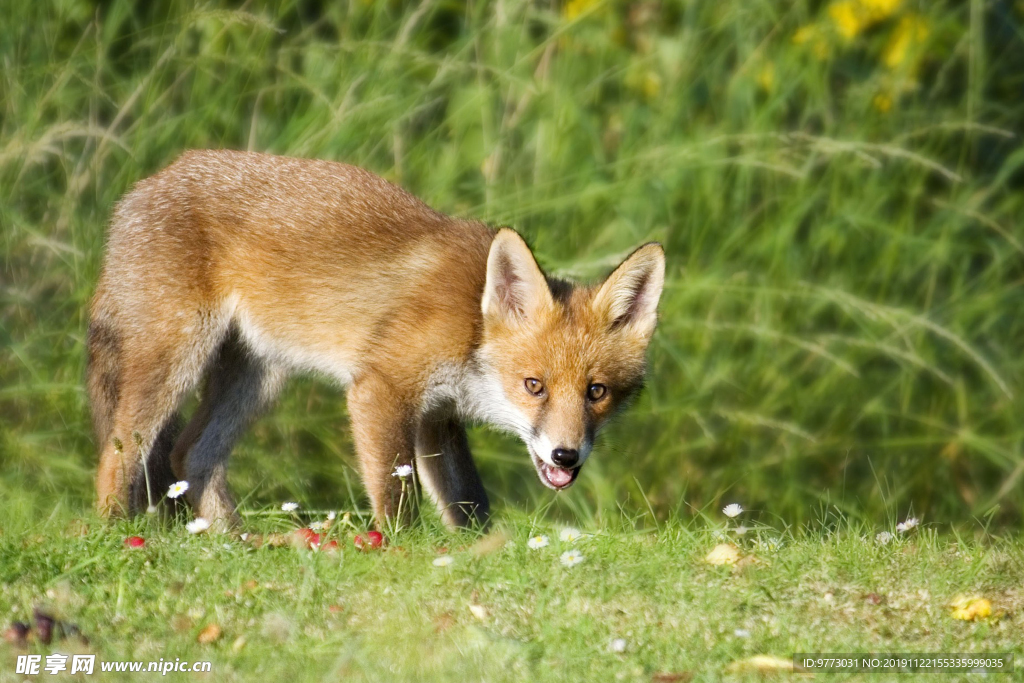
left=124, top=536, right=145, bottom=548
left=354, top=531, right=385, bottom=550
left=321, top=540, right=340, bottom=552
left=294, top=528, right=321, bottom=548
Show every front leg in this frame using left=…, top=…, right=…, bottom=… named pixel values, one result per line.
left=416, top=415, right=490, bottom=529
left=346, top=373, right=418, bottom=529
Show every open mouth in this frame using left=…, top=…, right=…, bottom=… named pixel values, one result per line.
left=530, top=451, right=581, bottom=490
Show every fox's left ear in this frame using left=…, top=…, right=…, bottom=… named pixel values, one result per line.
left=593, top=243, right=665, bottom=338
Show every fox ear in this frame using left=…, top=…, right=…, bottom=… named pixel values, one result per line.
left=482, top=229, right=554, bottom=322
left=593, top=243, right=665, bottom=338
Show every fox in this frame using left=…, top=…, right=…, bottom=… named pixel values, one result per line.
left=87, top=150, right=665, bottom=530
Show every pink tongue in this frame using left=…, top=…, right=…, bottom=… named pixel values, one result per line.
left=546, top=466, right=573, bottom=487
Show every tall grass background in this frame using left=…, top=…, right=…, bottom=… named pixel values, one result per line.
left=1, top=0, right=1022, bottom=531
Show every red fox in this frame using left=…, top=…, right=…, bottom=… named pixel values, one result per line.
left=87, top=150, right=665, bottom=529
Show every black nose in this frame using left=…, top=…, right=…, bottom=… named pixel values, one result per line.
left=551, top=448, right=579, bottom=468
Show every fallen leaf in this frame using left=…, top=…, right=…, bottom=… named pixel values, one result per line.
left=725, top=655, right=797, bottom=674
left=3, top=622, right=30, bottom=647
left=471, top=530, right=509, bottom=557
left=262, top=533, right=290, bottom=548
left=170, top=615, right=192, bottom=633
left=705, top=543, right=741, bottom=566
left=197, top=623, right=222, bottom=644
left=468, top=604, right=488, bottom=621
left=950, top=595, right=992, bottom=621
left=652, top=673, right=693, bottom=683
left=433, top=612, right=456, bottom=633
left=33, top=608, right=55, bottom=644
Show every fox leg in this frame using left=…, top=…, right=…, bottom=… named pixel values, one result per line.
left=415, top=416, right=489, bottom=528
left=95, top=320, right=226, bottom=517
left=346, top=373, right=418, bottom=528
left=171, top=334, right=285, bottom=527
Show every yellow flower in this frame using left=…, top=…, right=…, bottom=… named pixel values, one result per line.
left=950, top=595, right=992, bottom=621
left=563, top=0, right=597, bottom=20
left=829, top=0, right=903, bottom=40
left=829, top=1, right=864, bottom=39
left=792, top=25, right=817, bottom=44
left=883, top=14, right=930, bottom=68
left=792, top=24, right=831, bottom=60
left=860, top=0, right=902, bottom=21
left=873, top=92, right=893, bottom=112
left=756, top=62, right=776, bottom=93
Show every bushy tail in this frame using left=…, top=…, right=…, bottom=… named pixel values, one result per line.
left=86, top=314, right=121, bottom=449
left=87, top=309, right=184, bottom=509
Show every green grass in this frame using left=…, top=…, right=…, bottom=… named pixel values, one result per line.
left=2, top=511, right=1022, bottom=682
left=2, top=1, right=1024, bottom=678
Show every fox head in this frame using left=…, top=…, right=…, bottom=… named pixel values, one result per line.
left=477, top=228, right=665, bottom=490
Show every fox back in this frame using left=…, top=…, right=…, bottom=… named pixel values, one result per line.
left=88, top=150, right=664, bottom=528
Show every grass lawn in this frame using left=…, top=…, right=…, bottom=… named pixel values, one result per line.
left=2, top=508, right=1021, bottom=681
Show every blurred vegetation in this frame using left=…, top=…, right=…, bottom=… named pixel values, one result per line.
left=1, top=0, right=1022, bottom=529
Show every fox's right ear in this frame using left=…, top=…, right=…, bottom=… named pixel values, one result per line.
left=482, top=229, right=554, bottom=322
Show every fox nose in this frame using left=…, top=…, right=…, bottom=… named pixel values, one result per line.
left=551, top=448, right=579, bottom=468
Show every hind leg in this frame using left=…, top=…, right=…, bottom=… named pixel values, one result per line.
left=171, top=335, right=285, bottom=528
left=96, top=318, right=228, bottom=517
left=128, top=413, right=184, bottom=512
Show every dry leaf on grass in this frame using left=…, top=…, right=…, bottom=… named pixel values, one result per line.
left=949, top=595, right=992, bottom=621
left=468, top=604, right=488, bottom=621
left=724, top=654, right=798, bottom=674
left=652, top=672, right=693, bottom=683
left=197, top=623, right=222, bottom=644
left=705, top=543, right=742, bottom=566
left=471, top=530, right=509, bottom=557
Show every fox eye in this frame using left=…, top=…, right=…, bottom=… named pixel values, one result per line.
left=587, top=383, right=607, bottom=402
left=524, top=378, right=545, bottom=396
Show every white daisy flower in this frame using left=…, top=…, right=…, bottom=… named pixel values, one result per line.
left=896, top=517, right=919, bottom=532
left=527, top=535, right=550, bottom=549
left=432, top=556, right=454, bottom=567
left=560, top=549, right=585, bottom=567
left=167, top=481, right=189, bottom=498
left=186, top=518, right=210, bottom=534
left=392, top=464, right=414, bottom=478
left=876, top=531, right=894, bottom=545
left=308, top=521, right=325, bottom=531
left=734, top=525, right=748, bottom=536
left=281, top=502, right=299, bottom=512
left=327, top=511, right=337, bottom=521
left=609, top=638, right=627, bottom=653
left=559, top=527, right=584, bottom=543
left=722, top=503, right=743, bottom=518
